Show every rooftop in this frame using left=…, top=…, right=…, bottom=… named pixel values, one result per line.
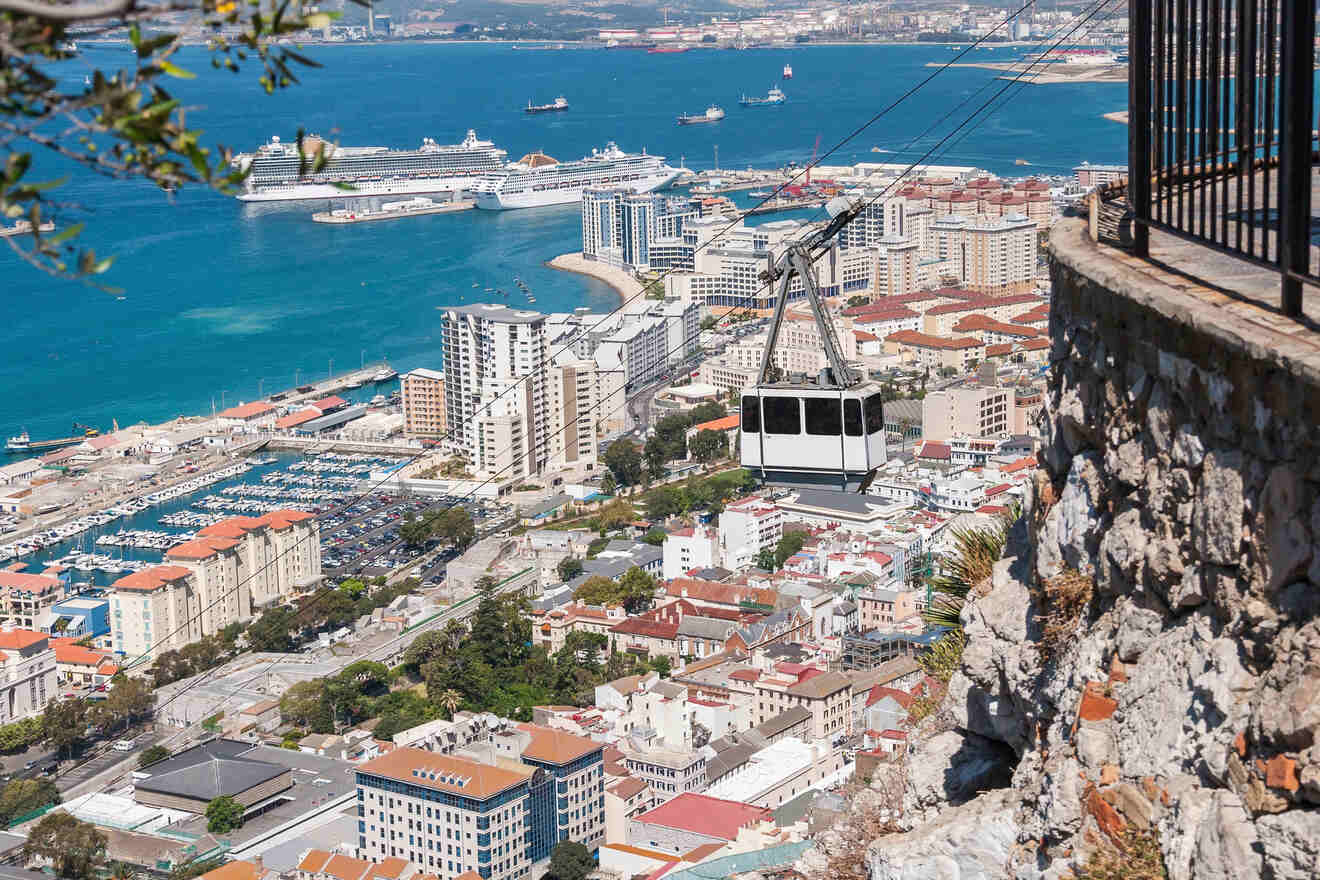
left=634, top=792, right=773, bottom=841
left=357, top=746, right=528, bottom=800
left=134, top=739, right=288, bottom=802
left=516, top=723, right=602, bottom=765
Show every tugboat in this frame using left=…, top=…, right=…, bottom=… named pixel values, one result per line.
left=739, top=86, right=786, bottom=107
left=525, top=96, right=569, bottom=114
left=677, top=105, right=726, bottom=125
left=782, top=63, right=793, bottom=79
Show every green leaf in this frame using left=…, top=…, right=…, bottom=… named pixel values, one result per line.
left=46, top=222, right=84, bottom=245
left=158, top=60, right=196, bottom=79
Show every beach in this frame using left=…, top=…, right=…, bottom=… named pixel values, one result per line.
left=548, top=252, right=645, bottom=301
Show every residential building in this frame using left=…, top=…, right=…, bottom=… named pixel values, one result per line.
left=0, top=571, right=64, bottom=629
left=621, top=743, right=707, bottom=798
left=921, top=385, right=1013, bottom=442
left=662, top=525, right=718, bottom=580
left=718, top=497, right=783, bottom=570
left=53, top=641, right=117, bottom=686
left=1073, top=162, right=1127, bottom=187
left=581, top=189, right=696, bottom=273
left=856, top=589, right=919, bottom=630
left=702, top=737, right=846, bottom=810
left=751, top=669, right=850, bottom=741
left=883, top=330, right=985, bottom=372
left=440, top=304, right=549, bottom=478
left=0, top=628, right=56, bottom=723
left=400, top=368, right=446, bottom=439
left=109, top=510, right=320, bottom=661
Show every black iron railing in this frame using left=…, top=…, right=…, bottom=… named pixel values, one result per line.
left=1129, top=0, right=1318, bottom=315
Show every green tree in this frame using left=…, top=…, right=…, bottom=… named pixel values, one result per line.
left=700, top=315, right=717, bottom=331
left=109, top=861, right=136, bottom=880
left=339, top=579, right=367, bottom=600
left=0, top=716, right=44, bottom=753
left=279, top=680, right=332, bottom=733
left=687, top=401, right=727, bottom=425
left=643, top=436, right=668, bottom=480
left=204, top=796, right=244, bottom=833
left=399, top=514, right=432, bottom=548
left=0, top=778, right=60, bottom=827
left=649, top=656, right=672, bottom=678
left=432, top=507, right=476, bottom=551
left=617, top=566, right=657, bottom=614
left=653, top=413, right=692, bottom=460
left=43, top=696, right=87, bottom=759
left=772, top=531, right=808, bottom=569
left=438, top=689, right=463, bottom=719
left=573, top=575, right=622, bottom=607
left=246, top=606, right=297, bottom=653
left=2, top=0, right=333, bottom=285
left=689, top=428, right=729, bottom=463
left=603, top=439, right=643, bottom=487
left=641, top=528, right=668, bottom=546
left=138, top=746, right=170, bottom=769
left=22, top=812, right=105, bottom=880
left=599, top=472, right=617, bottom=495
left=597, top=497, right=636, bottom=531
left=847, top=294, right=870, bottom=307
left=755, top=548, right=777, bottom=571
left=402, top=630, right=448, bottom=670
left=557, top=556, right=584, bottom=582
left=102, top=675, right=154, bottom=729
left=546, top=840, right=595, bottom=880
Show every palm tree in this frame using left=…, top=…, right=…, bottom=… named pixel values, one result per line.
left=923, top=506, right=1019, bottom=630
left=439, top=689, right=462, bottom=719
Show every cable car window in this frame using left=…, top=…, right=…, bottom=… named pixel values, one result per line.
left=741, top=396, right=761, bottom=433
left=844, top=399, right=863, bottom=436
left=804, top=398, right=842, bottom=436
left=864, top=393, right=886, bottom=435
left=763, top=397, right=801, bottom=435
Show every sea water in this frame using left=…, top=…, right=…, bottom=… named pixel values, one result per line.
left=0, top=43, right=1126, bottom=441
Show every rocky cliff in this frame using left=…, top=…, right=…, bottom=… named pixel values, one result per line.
left=847, top=221, right=1320, bottom=879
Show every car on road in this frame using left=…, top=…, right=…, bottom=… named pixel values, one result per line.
left=112, top=738, right=136, bottom=751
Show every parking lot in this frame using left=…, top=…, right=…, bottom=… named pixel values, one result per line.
left=319, top=493, right=507, bottom=584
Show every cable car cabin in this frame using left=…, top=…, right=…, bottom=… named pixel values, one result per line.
left=740, top=381, right=888, bottom=491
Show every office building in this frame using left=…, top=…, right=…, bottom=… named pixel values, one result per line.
left=401, top=368, right=446, bottom=439
left=921, top=385, right=1013, bottom=442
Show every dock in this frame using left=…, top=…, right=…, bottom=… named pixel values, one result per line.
left=746, top=197, right=827, bottom=216
left=689, top=178, right=790, bottom=195
left=312, top=198, right=475, bottom=224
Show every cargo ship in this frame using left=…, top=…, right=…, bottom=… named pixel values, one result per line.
left=739, top=86, right=786, bottom=106
left=525, top=96, right=569, bottom=114
left=677, top=105, right=726, bottom=125
left=783, top=63, right=793, bottom=79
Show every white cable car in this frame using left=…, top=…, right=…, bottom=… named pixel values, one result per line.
left=739, top=234, right=887, bottom=491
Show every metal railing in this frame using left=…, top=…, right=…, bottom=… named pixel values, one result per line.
left=1129, top=0, right=1318, bottom=315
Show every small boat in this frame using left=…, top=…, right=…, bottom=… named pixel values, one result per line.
left=739, top=86, right=786, bottom=107
left=370, top=394, right=386, bottom=406
left=6, top=431, right=29, bottom=452
left=677, top=105, right=726, bottom=125
left=372, top=365, right=398, bottom=382
left=782, top=63, right=793, bottom=79
left=525, top=96, right=569, bottom=114
left=1015, top=158, right=1032, bottom=166
left=749, top=190, right=772, bottom=198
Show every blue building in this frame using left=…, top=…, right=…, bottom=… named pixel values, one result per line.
left=46, top=596, right=110, bottom=646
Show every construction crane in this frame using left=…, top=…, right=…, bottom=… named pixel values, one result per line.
left=72, top=422, right=99, bottom=438
left=806, top=134, right=821, bottom=185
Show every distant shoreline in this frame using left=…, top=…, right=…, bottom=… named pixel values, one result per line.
left=547, top=252, right=642, bottom=303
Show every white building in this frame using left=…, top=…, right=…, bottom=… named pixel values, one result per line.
left=662, top=524, right=719, bottom=580
left=0, top=629, right=57, bottom=724
left=718, top=496, right=783, bottom=569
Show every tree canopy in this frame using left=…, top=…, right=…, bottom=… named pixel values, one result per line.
left=545, top=840, right=595, bottom=880
left=2, top=0, right=340, bottom=286
left=204, top=796, right=244, bottom=833
left=23, top=812, right=106, bottom=880
left=602, top=439, right=643, bottom=487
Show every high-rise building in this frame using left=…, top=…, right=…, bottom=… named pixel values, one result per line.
left=582, top=189, right=696, bottom=273
left=921, top=384, right=1014, bottom=442
left=441, top=305, right=549, bottom=478
left=401, top=368, right=446, bottom=439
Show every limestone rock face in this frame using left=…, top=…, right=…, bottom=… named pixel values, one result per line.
left=827, top=227, right=1320, bottom=880
left=867, top=790, right=1019, bottom=880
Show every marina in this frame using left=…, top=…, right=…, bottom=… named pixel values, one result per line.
left=311, top=196, right=475, bottom=224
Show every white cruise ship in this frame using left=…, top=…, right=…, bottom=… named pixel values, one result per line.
left=231, top=129, right=508, bottom=202
left=471, top=142, right=679, bottom=210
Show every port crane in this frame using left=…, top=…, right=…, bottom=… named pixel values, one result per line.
left=72, top=422, right=100, bottom=437
left=739, top=195, right=888, bottom=492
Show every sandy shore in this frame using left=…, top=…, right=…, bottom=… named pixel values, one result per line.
left=548, top=252, right=645, bottom=301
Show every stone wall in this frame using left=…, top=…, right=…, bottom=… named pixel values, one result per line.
left=869, top=218, right=1320, bottom=880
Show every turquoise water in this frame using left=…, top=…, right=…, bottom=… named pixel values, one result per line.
left=0, top=43, right=1126, bottom=442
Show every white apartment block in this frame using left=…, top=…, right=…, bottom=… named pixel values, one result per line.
left=930, top=213, right=1037, bottom=295
left=545, top=360, right=600, bottom=470
left=401, top=368, right=446, bottom=439
left=441, top=305, right=549, bottom=477
left=109, top=510, right=320, bottom=661
left=718, top=497, right=783, bottom=570
left=582, top=189, right=696, bottom=273
left=0, top=629, right=57, bottom=724
left=546, top=299, right=700, bottom=394
left=662, top=525, right=718, bottom=580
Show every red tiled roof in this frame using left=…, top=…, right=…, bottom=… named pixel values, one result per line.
left=611, top=617, right=679, bottom=640
left=0, top=571, right=60, bottom=592
left=885, top=330, right=983, bottom=351
left=635, top=792, right=773, bottom=841
left=1002, top=456, right=1038, bottom=474
left=1020, top=337, right=1051, bottom=351
left=729, top=669, right=762, bottom=682
left=357, top=747, right=527, bottom=800
left=866, top=685, right=915, bottom=709
left=275, top=409, right=321, bottom=430
left=54, top=643, right=108, bottom=667
left=951, top=314, right=1041, bottom=337
left=311, top=395, right=348, bottom=412
left=516, top=723, right=602, bottom=765
left=985, top=343, right=1013, bottom=357
left=261, top=509, right=316, bottom=530
left=216, top=401, right=276, bottom=420
left=925, top=294, right=1042, bottom=316
left=165, top=536, right=240, bottom=560
left=0, top=629, right=47, bottom=650
left=691, top=415, right=739, bottom=433
left=853, top=330, right=878, bottom=343
left=879, top=729, right=909, bottom=740
left=112, top=565, right=194, bottom=592
left=665, top=578, right=777, bottom=608
left=918, top=442, right=952, bottom=460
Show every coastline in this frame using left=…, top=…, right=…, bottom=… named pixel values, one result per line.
left=547, top=252, right=644, bottom=303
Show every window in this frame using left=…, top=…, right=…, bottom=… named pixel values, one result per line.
left=864, top=393, right=885, bottom=435
left=741, top=396, right=761, bottom=433
left=804, top=398, right=842, bottom=436
left=762, top=396, right=800, bottom=435
left=844, top=399, right=863, bottom=436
